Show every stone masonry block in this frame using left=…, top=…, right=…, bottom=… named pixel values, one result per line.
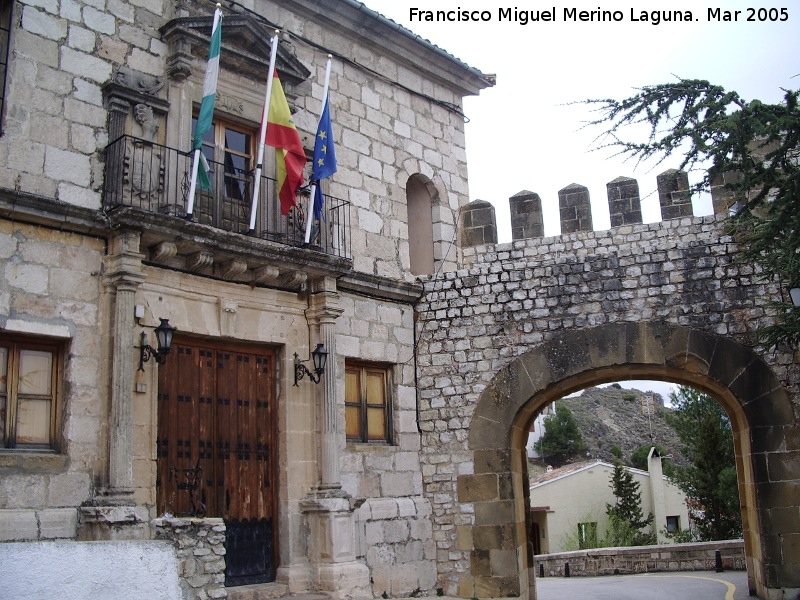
left=37, top=508, right=78, bottom=538
left=490, top=548, right=519, bottom=577
left=388, top=563, right=420, bottom=595
left=472, top=524, right=516, bottom=550
left=22, top=5, right=67, bottom=41
left=60, top=46, right=112, bottom=83
left=381, top=472, right=414, bottom=497
left=0, top=509, right=39, bottom=541
left=44, top=146, right=91, bottom=186
left=457, top=473, right=498, bottom=502
left=83, top=5, right=116, bottom=34
left=383, top=520, right=409, bottom=543
left=395, top=497, right=416, bottom=518
left=366, top=498, right=398, bottom=521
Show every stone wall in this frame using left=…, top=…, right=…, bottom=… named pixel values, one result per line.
left=534, top=539, right=746, bottom=577
left=152, top=517, right=227, bottom=600
left=0, top=220, right=105, bottom=535
left=354, top=497, right=437, bottom=597
left=414, top=207, right=797, bottom=594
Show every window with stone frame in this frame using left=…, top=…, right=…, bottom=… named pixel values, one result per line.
left=0, top=335, right=62, bottom=450
left=345, top=361, right=393, bottom=444
left=0, top=0, right=12, bottom=135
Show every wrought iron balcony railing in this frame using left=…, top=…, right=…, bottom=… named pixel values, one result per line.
left=102, top=135, right=351, bottom=258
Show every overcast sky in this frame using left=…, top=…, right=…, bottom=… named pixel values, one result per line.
left=366, top=0, right=798, bottom=241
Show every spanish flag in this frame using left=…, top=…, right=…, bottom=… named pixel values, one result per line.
left=264, top=71, right=306, bottom=215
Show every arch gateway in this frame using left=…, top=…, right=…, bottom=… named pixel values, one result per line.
left=415, top=199, right=799, bottom=600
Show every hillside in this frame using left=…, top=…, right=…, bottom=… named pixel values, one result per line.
left=534, top=385, right=688, bottom=469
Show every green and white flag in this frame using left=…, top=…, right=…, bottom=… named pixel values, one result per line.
left=191, top=6, right=222, bottom=192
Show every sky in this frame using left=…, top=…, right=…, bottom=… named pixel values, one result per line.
left=364, top=0, right=798, bottom=240
left=363, top=1, right=797, bottom=401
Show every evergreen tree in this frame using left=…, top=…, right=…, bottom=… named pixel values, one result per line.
left=665, top=386, right=742, bottom=541
left=605, top=463, right=655, bottom=546
left=584, top=80, right=800, bottom=347
left=534, top=402, right=587, bottom=467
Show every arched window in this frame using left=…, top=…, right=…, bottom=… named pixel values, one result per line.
left=406, top=176, right=435, bottom=275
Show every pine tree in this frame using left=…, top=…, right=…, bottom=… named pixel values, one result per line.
left=665, top=386, right=742, bottom=541
left=534, top=402, right=587, bottom=467
left=605, top=463, right=654, bottom=546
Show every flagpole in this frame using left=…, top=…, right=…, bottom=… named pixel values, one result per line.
left=186, top=148, right=202, bottom=217
left=249, top=30, right=280, bottom=233
left=304, top=56, right=332, bottom=244
left=186, top=4, right=222, bottom=219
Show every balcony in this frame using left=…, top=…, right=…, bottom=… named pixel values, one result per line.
left=102, top=135, right=351, bottom=259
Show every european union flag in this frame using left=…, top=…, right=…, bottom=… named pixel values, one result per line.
left=311, top=95, right=336, bottom=219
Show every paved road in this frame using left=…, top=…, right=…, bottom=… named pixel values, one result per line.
left=536, top=570, right=750, bottom=600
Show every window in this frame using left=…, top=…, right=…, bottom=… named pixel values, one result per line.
left=0, top=0, right=12, bottom=135
left=345, top=362, right=392, bottom=444
left=666, top=515, right=680, bottom=533
left=192, top=117, right=254, bottom=202
left=0, top=336, right=61, bottom=449
left=577, top=522, right=597, bottom=549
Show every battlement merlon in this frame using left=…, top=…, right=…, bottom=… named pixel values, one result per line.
left=461, top=168, right=741, bottom=248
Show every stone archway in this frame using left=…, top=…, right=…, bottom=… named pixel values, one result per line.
left=463, top=321, right=798, bottom=599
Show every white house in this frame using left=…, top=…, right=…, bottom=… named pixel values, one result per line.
left=528, top=449, right=689, bottom=554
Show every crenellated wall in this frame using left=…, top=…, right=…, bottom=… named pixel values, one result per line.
left=420, top=167, right=799, bottom=598
left=464, top=169, right=706, bottom=247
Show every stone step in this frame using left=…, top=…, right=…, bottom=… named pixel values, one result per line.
left=226, top=583, right=289, bottom=600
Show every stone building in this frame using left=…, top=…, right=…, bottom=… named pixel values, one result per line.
left=2, top=0, right=799, bottom=598
left=0, top=0, right=492, bottom=598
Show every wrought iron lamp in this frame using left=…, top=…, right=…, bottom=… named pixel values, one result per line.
left=294, top=343, right=328, bottom=386
left=139, top=318, right=176, bottom=371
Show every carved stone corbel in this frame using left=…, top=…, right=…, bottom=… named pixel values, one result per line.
left=150, top=241, right=178, bottom=264
left=253, top=265, right=281, bottom=285
left=221, top=259, right=248, bottom=280
left=187, top=250, right=214, bottom=272
left=280, top=270, right=307, bottom=291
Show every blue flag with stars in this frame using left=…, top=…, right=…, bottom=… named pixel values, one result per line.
left=311, top=94, right=336, bottom=219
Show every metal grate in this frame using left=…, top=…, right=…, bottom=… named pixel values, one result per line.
left=224, top=518, right=275, bottom=587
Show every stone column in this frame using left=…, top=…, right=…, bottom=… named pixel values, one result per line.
left=102, top=230, right=146, bottom=498
left=301, top=276, right=370, bottom=598
left=304, top=276, right=344, bottom=493
left=81, top=231, right=148, bottom=539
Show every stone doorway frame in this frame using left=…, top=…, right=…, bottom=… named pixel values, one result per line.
left=461, top=322, right=797, bottom=600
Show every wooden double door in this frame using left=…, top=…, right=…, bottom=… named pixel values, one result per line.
left=156, top=338, right=278, bottom=585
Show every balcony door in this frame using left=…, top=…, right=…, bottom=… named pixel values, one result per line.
left=156, top=338, right=278, bottom=586
left=191, top=116, right=256, bottom=230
